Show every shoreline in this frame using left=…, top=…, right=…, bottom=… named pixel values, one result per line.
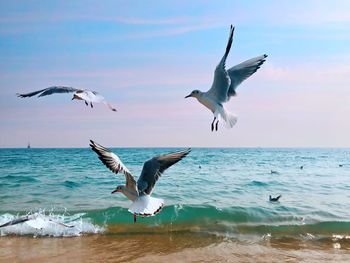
left=1, top=234, right=350, bottom=262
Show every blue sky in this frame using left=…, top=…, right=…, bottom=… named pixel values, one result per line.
left=1, top=0, right=350, bottom=147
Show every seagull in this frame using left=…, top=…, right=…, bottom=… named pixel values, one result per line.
left=17, top=86, right=117, bottom=112
left=269, top=195, right=281, bottom=202
left=0, top=213, right=73, bottom=229
left=185, top=25, right=267, bottom=131
left=89, top=140, right=191, bottom=223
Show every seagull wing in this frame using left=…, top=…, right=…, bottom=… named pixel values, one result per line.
left=206, top=25, right=234, bottom=103
left=227, top=54, right=267, bottom=98
left=137, top=148, right=191, bottom=195
left=89, top=140, right=138, bottom=193
left=17, top=86, right=79, bottom=98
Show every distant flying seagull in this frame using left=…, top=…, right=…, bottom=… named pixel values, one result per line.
left=185, top=25, right=267, bottom=131
left=269, top=195, right=281, bottom=202
left=17, top=86, right=117, bottom=112
left=0, top=213, right=73, bottom=229
left=90, top=140, right=190, bottom=223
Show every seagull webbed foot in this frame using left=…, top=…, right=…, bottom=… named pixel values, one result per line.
left=215, top=120, right=219, bottom=131
left=85, top=101, right=88, bottom=106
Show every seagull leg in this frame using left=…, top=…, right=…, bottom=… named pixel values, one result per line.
left=133, top=213, right=137, bottom=223
left=211, top=117, right=216, bottom=132
left=90, top=102, right=93, bottom=108
left=215, top=120, right=219, bottom=131
left=85, top=101, right=88, bottom=106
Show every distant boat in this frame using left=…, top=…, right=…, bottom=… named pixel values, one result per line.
left=27, top=142, right=31, bottom=149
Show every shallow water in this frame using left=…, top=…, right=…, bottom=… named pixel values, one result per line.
left=1, top=148, right=350, bottom=259
left=1, top=235, right=350, bottom=263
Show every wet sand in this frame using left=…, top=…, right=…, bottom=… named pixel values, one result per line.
left=1, top=233, right=350, bottom=263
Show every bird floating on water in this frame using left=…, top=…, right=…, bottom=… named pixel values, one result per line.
left=90, top=140, right=190, bottom=223
left=185, top=25, right=267, bottom=131
left=270, top=170, right=279, bottom=174
left=269, top=195, right=281, bottom=202
left=17, top=86, right=117, bottom=112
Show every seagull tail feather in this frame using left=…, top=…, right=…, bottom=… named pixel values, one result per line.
left=217, top=107, right=237, bottom=128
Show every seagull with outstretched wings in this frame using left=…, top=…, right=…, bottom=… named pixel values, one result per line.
left=89, top=140, right=191, bottom=223
left=17, top=86, right=117, bottom=112
left=185, top=25, right=267, bottom=131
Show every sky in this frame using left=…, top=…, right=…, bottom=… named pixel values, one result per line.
left=0, top=0, right=350, bottom=147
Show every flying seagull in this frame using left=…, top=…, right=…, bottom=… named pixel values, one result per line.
left=17, top=86, right=117, bottom=112
left=185, top=25, right=267, bottom=131
left=89, top=140, right=191, bottom=223
left=269, top=195, right=281, bottom=202
left=0, top=213, right=74, bottom=229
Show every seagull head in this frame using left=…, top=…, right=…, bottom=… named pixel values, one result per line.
left=111, top=185, right=123, bottom=194
left=185, top=90, right=201, bottom=99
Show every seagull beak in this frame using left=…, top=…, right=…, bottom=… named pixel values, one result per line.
left=111, top=189, right=118, bottom=194
left=185, top=94, right=192, bottom=98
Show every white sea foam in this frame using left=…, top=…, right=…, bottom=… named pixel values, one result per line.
left=0, top=211, right=103, bottom=237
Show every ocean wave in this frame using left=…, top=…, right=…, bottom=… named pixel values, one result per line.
left=1, top=205, right=348, bottom=239
left=0, top=211, right=103, bottom=237
left=62, top=180, right=80, bottom=188
left=1, top=174, right=39, bottom=183
left=247, top=180, right=268, bottom=187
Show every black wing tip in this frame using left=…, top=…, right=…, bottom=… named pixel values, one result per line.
left=184, top=148, right=191, bottom=154
left=177, top=148, right=191, bottom=159
left=89, top=140, right=96, bottom=149
left=16, top=93, right=29, bottom=98
left=176, top=148, right=191, bottom=155
left=89, top=140, right=113, bottom=157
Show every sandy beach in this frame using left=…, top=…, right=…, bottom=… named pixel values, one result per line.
left=1, top=233, right=350, bottom=263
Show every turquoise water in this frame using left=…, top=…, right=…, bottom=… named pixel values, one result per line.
left=1, top=148, right=350, bottom=239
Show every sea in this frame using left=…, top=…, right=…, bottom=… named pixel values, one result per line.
left=1, top=148, right=350, bottom=262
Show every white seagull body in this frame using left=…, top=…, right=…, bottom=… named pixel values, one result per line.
left=90, top=140, right=190, bottom=222
left=17, top=86, right=117, bottom=112
left=185, top=25, right=267, bottom=131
